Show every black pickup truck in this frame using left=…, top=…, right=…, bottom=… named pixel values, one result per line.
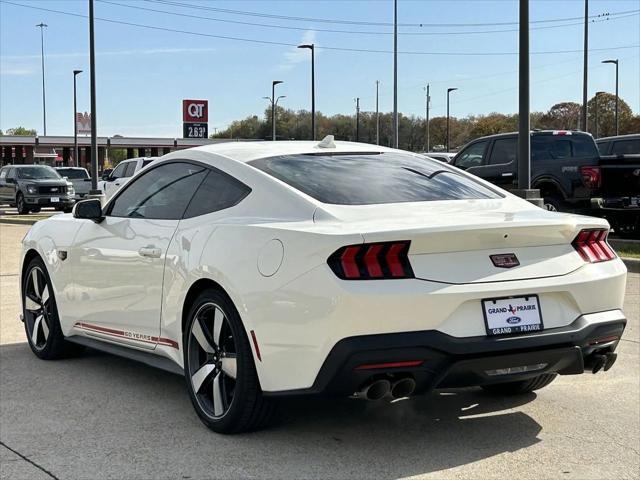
left=593, top=134, right=640, bottom=238
left=452, top=130, right=601, bottom=212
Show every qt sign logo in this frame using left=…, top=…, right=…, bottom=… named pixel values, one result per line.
left=183, top=99, right=208, bottom=123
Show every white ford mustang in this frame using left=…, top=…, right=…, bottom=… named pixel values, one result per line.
left=20, top=139, right=627, bottom=433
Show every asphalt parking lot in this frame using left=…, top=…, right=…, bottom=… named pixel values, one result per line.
left=0, top=222, right=638, bottom=480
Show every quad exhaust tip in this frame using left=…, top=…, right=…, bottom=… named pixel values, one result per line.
left=390, top=378, right=416, bottom=399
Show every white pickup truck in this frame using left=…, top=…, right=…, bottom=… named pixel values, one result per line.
left=98, top=157, right=156, bottom=200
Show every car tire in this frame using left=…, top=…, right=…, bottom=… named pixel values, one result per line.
left=31, top=207, right=41, bottom=213
left=63, top=207, right=73, bottom=213
left=183, top=288, right=274, bottom=434
left=481, top=373, right=557, bottom=395
left=16, top=193, right=29, bottom=215
left=542, top=195, right=564, bottom=212
left=22, top=257, right=84, bottom=360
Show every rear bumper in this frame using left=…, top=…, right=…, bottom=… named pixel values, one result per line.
left=265, top=309, right=626, bottom=396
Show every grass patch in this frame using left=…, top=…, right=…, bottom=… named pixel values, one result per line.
left=615, top=246, right=640, bottom=259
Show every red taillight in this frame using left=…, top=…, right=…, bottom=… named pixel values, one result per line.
left=572, top=229, right=616, bottom=263
left=328, top=241, right=414, bottom=280
left=580, top=166, right=601, bottom=189
left=354, top=360, right=424, bottom=371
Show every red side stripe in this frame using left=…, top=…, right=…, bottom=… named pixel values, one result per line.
left=74, top=322, right=179, bottom=349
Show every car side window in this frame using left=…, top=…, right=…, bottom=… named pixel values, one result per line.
left=597, top=141, right=610, bottom=156
left=110, top=162, right=127, bottom=180
left=5, top=168, right=15, bottom=180
left=455, top=141, right=487, bottom=169
left=0, top=169, right=6, bottom=180
left=108, top=162, right=207, bottom=220
left=183, top=169, right=251, bottom=219
left=124, top=161, right=138, bottom=178
left=488, top=138, right=517, bottom=165
left=612, top=139, right=640, bottom=155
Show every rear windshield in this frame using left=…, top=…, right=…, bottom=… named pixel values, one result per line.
left=249, top=152, right=501, bottom=205
left=16, top=166, right=60, bottom=180
left=531, top=134, right=598, bottom=160
left=56, top=168, right=89, bottom=179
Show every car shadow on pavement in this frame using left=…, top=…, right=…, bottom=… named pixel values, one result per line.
left=1, top=343, right=542, bottom=479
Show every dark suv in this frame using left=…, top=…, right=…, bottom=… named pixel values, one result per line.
left=0, top=165, right=75, bottom=214
left=452, top=130, right=601, bottom=212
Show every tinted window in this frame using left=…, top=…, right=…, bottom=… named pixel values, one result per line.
left=142, top=159, right=154, bottom=167
left=597, top=141, right=611, bottom=156
left=184, top=170, right=251, bottom=218
left=454, top=141, right=487, bottom=169
left=109, top=162, right=207, bottom=220
left=612, top=139, right=640, bottom=155
left=571, top=135, right=599, bottom=157
left=532, top=135, right=598, bottom=160
left=16, top=166, right=60, bottom=180
left=488, top=138, right=517, bottom=165
left=56, top=168, right=89, bottom=179
left=110, top=162, right=127, bottom=179
left=124, top=161, right=137, bottom=177
left=250, top=152, right=500, bottom=205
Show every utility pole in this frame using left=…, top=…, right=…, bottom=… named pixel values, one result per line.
left=446, top=87, right=457, bottom=152
left=375, top=81, right=380, bottom=145
left=392, top=0, right=398, bottom=148
left=36, top=23, right=48, bottom=136
left=73, top=70, right=82, bottom=167
left=581, top=0, right=588, bottom=131
left=424, top=84, right=430, bottom=152
left=88, top=0, right=100, bottom=195
left=355, top=97, right=360, bottom=142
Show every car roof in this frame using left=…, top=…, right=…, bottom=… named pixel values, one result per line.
left=596, top=133, right=640, bottom=142
left=469, top=130, right=592, bottom=142
left=189, top=140, right=395, bottom=163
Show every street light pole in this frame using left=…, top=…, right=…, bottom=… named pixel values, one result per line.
left=424, top=83, right=430, bottom=152
left=518, top=0, right=531, bottom=190
left=36, top=22, right=48, bottom=136
left=355, top=97, right=360, bottom=142
left=392, top=0, right=398, bottom=148
left=581, top=0, right=588, bottom=131
left=73, top=70, right=82, bottom=167
left=297, top=44, right=315, bottom=140
left=375, top=81, right=380, bottom=145
left=602, top=59, right=619, bottom=135
left=88, top=0, right=100, bottom=194
left=271, top=80, right=283, bottom=141
left=446, top=87, right=457, bottom=152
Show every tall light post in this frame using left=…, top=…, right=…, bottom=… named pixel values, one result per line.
left=392, top=0, right=398, bottom=148
left=446, top=87, right=457, bottom=152
left=266, top=80, right=284, bottom=141
left=36, top=22, right=48, bottom=136
left=73, top=70, right=82, bottom=167
left=424, top=83, right=430, bottom=152
left=355, top=97, right=360, bottom=142
left=297, top=44, right=315, bottom=140
left=375, top=81, right=380, bottom=145
left=88, top=0, right=101, bottom=194
left=518, top=0, right=531, bottom=190
left=602, top=59, right=619, bottom=135
left=581, top=0, right=589, bottom=131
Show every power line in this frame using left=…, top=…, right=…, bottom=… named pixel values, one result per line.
left=147, top=0, right=639, bottom=28
left=97, top=0, right=639, bottom=37
left=3, top=1, right=638, bottom=57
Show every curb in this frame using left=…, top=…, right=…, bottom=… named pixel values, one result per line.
left=622, top=257, right=640, bottom=274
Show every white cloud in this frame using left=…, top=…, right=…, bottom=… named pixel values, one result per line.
left=278, top=30, right=316, bottom=71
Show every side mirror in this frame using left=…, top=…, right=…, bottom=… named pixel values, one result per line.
left=73, top=199, right=104, bottom=223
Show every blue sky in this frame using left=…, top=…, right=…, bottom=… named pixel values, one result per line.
left=1, top=0, right=639, bottom=137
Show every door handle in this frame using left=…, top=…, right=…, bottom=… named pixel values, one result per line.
left=138, top=247, right=161, bottom=258
left=501, top=172, right=514, bottom=177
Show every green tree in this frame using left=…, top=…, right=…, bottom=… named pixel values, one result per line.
left=587, top=92, right=633, bottom=138
left=4, top=126, right=37, bottom=136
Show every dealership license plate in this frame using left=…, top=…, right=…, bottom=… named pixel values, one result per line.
left=482, top=295, right=543, bottom=336
left=51, top=197, right=60, bottom=202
